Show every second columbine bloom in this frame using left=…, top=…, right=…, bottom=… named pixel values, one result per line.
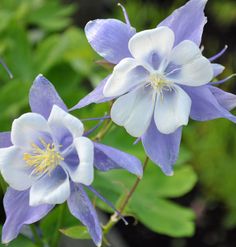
left=0, top=104, right=94, bottom=206
left=103, top=26, right=213, bottom=137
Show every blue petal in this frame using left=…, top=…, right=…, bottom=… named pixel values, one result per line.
left=85, top=19, right=136, bottom=64
left=2, top=188, right=53, bottom=244
left=183, top=85, right=236, bottom=122
left=209, top=86, right=236, bottom=112
left=94, top=142, right=143, bottom=177
left=29, top=74, right=68, bottom=119
left=71, top=76, right=113, bottom=110
left=0, top=132, right=12, bottom=148
left=158, top=0, right=207, bottom=46
left=142, top=119, right=182, bottom=175
left=67, top=184, right=102, bottom=246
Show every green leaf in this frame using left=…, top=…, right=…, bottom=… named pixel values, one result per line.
left=60, top=226, right=91, bottom=240
left=135, top=165, right=198, bottom=198
left=93, top=163, right=197, bottom=237
left=130, top=198, right=195, bottom=237
left=28, top=1, right=75, bottom=32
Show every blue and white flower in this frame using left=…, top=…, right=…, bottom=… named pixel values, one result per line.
left=103, top=26, right=213, bottom=137
left=0, top=75, right=142, bottom=246
left=74, top=0, right=236, bottom=175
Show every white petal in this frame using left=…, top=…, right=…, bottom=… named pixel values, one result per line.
left=11, top=113, right=49, bottom=149
left=48, top=105, right=84, bottom=142
left=167, top=40, right=213, bottom=86
left=154, top=85, right=191, bottom=134
left=128, top=26, right=175, bottom=68
left=29, top=167, right=70, bottom=206
left=72, top=137, right=94, bottom=186
left=111, top=86, right=155, bottom=137
left=0, top=146, right=35, bottom=190
left=170, top=40, right=201, bottom=65
left=103, top=58, right=148, bottom=97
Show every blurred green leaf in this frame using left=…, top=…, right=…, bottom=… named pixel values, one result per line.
left=60, top=226, right=91, bottom=240
left=130, top=198, right=195, bottom=237
left=28, top=2, right=75, bottom=32
left=93, top=163, right=197, bottom=237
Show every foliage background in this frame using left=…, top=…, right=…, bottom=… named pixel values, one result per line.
left=0, top=0, right=235, bottom=246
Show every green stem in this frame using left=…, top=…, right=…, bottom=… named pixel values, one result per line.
left=0, top=176, right=7, bottom=193
left=30, top=225, right=44, bottom=247
left=102, top=156, right=149, bottom=238
left=51, top=203, right=66, bottom=247
left=93, top=119, right=113, bottom=142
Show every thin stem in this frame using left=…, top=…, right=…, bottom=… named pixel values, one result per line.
left=30, top=225, right=44, bottom=247
left=93, top=119, right=113, bottom=142
left=0, top=176, right=7, bottom=193
left=102, top=156, right=149, bottom=236
left=51, top=203, right=66, bottom=247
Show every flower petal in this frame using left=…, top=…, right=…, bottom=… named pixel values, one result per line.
left=128, top=27, right=174, bottom=69
left=67, top=184, right=102, bottom=247
left=0, top=147, right=35, bottom=190
left=103, top=58, right=148, bottom=97
left=72, top=137, right=94, bottom=185
left=212, top=63, right=225, bottom=77
left=209, top=86, right=236, bottom=111
left=111, top=86, right=155, bottom=137
left=29, top=166, right=70, bottom=206
left=71, top=76, right=113, bottom=110
left=94, top=142, right=143, bottom=177
left=0, top=132, right=12, bottom=148
left=11, top=112, right=50, bottom=149
left=85, top=19, right=135, bottom=64
left=183, top=85, right=236, bottom=122
left=154, top=85, right=191, bottom=134
left=48, top=105, right=84, bottom=145
left=142, top=119, right=182, bottom=175
left=167, top=40, right=213, bottom=86
left=158, top=0, right=207, bottom=46
left=2, top=188, right=53, bottom=244
left=29, top=74, right=67, bottom=119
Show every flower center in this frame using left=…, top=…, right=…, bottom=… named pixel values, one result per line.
left=23, top=139, right=64, bottom=175
left=149, top=73, right=173, bottom=92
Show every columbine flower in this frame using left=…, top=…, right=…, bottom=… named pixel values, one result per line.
left=103, top=26, right=213, bottom=136
left=73, top=0, right=236, bottom=175
left=0, top=75, right=142, bottom=246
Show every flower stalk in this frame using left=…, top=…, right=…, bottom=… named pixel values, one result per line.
left=102, top=156, right=149, bottom=241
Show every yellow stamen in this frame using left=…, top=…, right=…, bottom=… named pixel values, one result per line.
left=149, top=73, right=172, bottom=91
left=23, top=139, right=64, bottom=175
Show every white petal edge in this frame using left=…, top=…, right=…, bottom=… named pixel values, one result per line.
left=128, top=26, right=175, bottom=68
left=48, top=105, right=84, bottom=139
left=154, top=85, right=191, bottom=134
left=111, top=86, right=155, bottom=137
left=29, top=168, right=70, bottom=206
left=0, top=146, right=35, bottom=190
left=11, top=113, right=49, bottom=149
left=73, top=137, right=94, bottom=186
left=170, top=40, right=201, bottom=65
left=168, top=40, right=213, bottom=86
left=103, top=58, right=148, bottom=97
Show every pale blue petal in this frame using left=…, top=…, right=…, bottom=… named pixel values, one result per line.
left=158, top=0, right=207, bottom=46
left=142, top=119, right=182, bottom=175
left=2, top=188, right=53, bottom=244
left=94, top=142, right=143, bottom=177
left=85, top=19, right=135, bottom=64
left=29, top=74, right=67, bottom=119
left=67, top=184, right=102, bottom=247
